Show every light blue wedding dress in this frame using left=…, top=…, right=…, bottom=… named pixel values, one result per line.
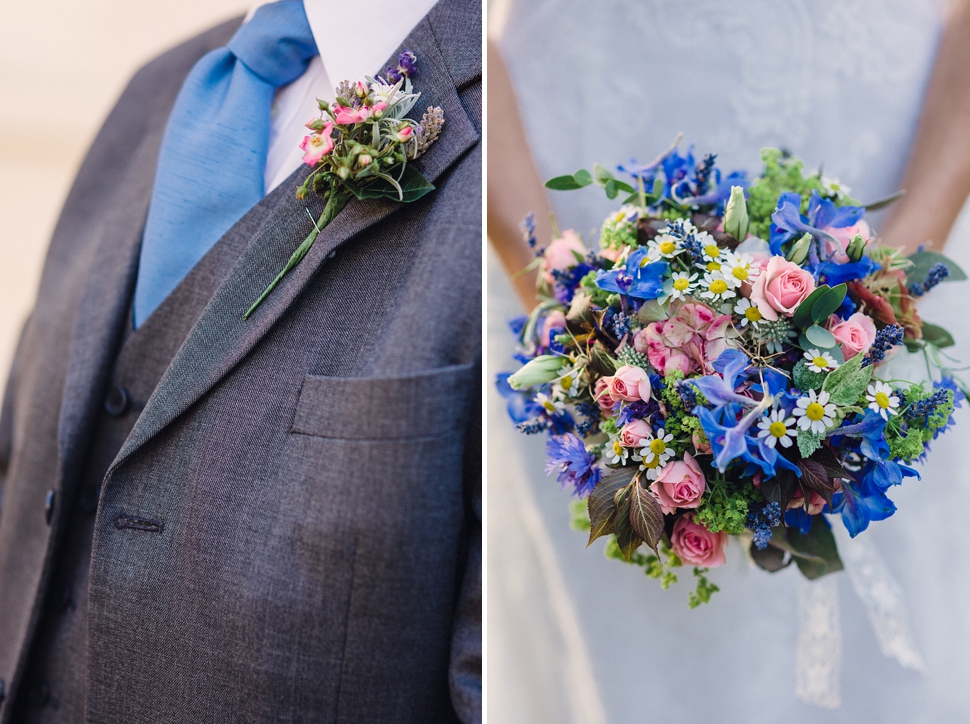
left=488, top=1, right=970, bottom=721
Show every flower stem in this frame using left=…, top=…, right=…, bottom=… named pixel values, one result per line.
left=244, top=190, right=350, bottom=319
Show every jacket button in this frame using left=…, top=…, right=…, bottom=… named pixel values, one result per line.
left=104, top=385, right=129, bottom=416
left=44, top=489, right=55, bottom=525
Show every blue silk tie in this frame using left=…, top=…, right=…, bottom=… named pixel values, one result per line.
left=133, top=0, right=318, bottom=327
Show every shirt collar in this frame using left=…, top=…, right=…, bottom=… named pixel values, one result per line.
left=248, top=0, right=440, bottom=87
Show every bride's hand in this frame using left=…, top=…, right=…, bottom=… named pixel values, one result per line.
left=880, top=0, right=970, bottom=255
left=486, top=39, right=551, bottom=311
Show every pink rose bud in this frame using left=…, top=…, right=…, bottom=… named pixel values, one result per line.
left=594, top=378, right=615, bottom=412
left=395, top=125, right=414, bottom=142
left=539, top=310, right=567, bottom=348
left=542, top=230, right=587, bottom=284
left=828, top=312, right=877, bottom=359
left=670, top=514, right=728, bottom=567
left=692, top=430, right=712, bottom=455
left=606, top=365, right=652, bottom=403
left=650, top=451, right=706, bottom=514
left=750, top=255, right=816, bottom=320
left=619, top=419, right=652, bottom=447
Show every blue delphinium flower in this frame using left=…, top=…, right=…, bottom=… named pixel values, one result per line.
left=817, top=256, right=880, bottom=286
left=770, top=190, right=865, bottom=256
left=495, top=373, right=542, bottom=423
left=784, top=507, right=813, bottom=535
left=594, top=249, right=668, bottom=300
left=831, top=477, right=897, bottom=537
left=909, top=262, right=949, bottom=297
left=546, top=433, right=601, bottom=497
left=932, top=375, right=965, bottom=437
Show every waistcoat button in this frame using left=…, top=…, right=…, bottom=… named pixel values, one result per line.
left=44, top=489, right=55, bottom=525
left=104, top=385, right=129, bottom=416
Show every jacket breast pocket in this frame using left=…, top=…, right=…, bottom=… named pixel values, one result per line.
left=291, top=362, right=478, bottom=440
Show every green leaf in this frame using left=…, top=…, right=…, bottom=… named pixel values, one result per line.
left=811, top=284, right=847, bottom=325
left=593, top=163, right=613, bottom=184
left=628, top=480, right=665, bottom=555
left=588, top=341, right=619, bottom=377
left=545, top=168, right=594, bottom=190
left=805, top=324, right=836, bottom=349
left=587, top=468, right=636, bottom=546
left=797, top=459, right=838, bottom=509
left=785, top=515, right=844, bottom=580
left=792, top=286, right=831, bottom=330
left=906, top=249, right=967, bottom=285
left=862, top=189, right=906, bottom=211
left=760, top=468, right=799, bottom=511
left=822, top=352, right=872, bottom=405
left=604, top=179, right=618, bottom=200
left=792, top=359, right=826, bottom=392
left=637, top=299, right=667, bottom=325
left=612, top=489, right=643, bottom=561
left=797, top=430, right=823, bottom=458
left=341, top=165, right=435, bottom=203
left=921, top=322, right=955, bottom=349
left=751, top=543, right=789, bottom=572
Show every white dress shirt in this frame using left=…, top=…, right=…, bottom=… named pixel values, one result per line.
left=247, top=0, right=439, bottom=194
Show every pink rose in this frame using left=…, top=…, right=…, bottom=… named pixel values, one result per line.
left=604, top=364, right=652, bottom=403
left=670, top=514, right=728, bottom=567
left=823, top=220, right=872, bottom=263
left=542, top=230, right=587, bottom=283
left=619, top=419, right=652, bottom=447
left=593, top=378, right=615, bottom=412
left=650, top=451, right=706, bottom=514
left=299, top=122, right=335, bottom=165
left=828, top=312, right=877, bottom=359
left=540, top=310, right=567, bottom=348
left=750, top=256, right=816, bottom=320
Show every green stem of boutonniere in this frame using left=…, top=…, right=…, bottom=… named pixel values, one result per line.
left=244, top=189, right=351, bottom=320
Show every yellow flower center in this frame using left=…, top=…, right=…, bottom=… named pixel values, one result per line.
left=707, top=261, right=722, bottom=272
left=641, top=455, right=661, bottom=469
left=673, top=277, right=690, bottom=291
left=875, top=391, right=891, bottom=409
left=732, top=266, right=749, bottom=281
left=561, top=375, right=573, bottom=390
left=542, top=400, right=558, bottom=413
left=613, top=441, right=624, bottom=456
left=709, top=279, right=728, bottom=295
left=659, top=240, right=676, bottom=254
left=650, top=439, right=667, bottom=454
left=704, top=244, right=720, bottom=258
left=812, top=356, right=829, bottom=369
left=769, top=421, right=788, bottom=438
left=745, top=306, right=763, bottom=322
left=806, top=402, right=826, bottom=421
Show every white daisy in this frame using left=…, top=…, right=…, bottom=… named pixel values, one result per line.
left=667, top=271, right=698, bottom=301
left=698, top=271, right=737, bottom=303
left=535, top=392, right=565, bottom=415
left=793, top=389, right=837, bottom=434
left=552, top=369, right=583, bottom=400
left=721, top=252, right=761, bottom=289
left=635, top=429, right=675, bottom=467
left=803, top=348, right=840, bottom=374
left=821, top=175, right=851, bottom=201
left=866, top=381, right=900, bottom=420
left=734, top=297, right=764, bottom=328
left=605, top=437, right=630, bottom=465
left=647, top=233, right=684, bottom=261
left=698, top=235, right=726, bottom=273
left=756, top=408, right=798, bottom=449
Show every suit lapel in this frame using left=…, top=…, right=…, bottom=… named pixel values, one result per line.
left=109, top=8, right=479, bottom=472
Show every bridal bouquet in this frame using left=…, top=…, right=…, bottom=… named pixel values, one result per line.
left=498, top=143, right=966, bottom=607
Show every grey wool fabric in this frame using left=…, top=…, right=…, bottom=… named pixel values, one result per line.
left=0, top=0, right=482, bottom=721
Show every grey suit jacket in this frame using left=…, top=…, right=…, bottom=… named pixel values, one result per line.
left=0, top=0, right=482, bottom=721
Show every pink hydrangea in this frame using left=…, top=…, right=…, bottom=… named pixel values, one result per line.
left=633, top=301, right=733, bottom=374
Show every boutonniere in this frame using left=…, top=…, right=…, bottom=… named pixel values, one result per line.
left=245, top=50, right=444, bottom=318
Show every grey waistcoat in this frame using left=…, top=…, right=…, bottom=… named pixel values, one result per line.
left=13, top=199, right=262, bottom=721
left=0, top=0, right=482, bottom=721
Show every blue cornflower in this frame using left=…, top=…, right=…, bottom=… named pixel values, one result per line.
left=594, top=249, right=668, bottom=300
left=861, top=324, right=904, bottom=367
left=546, top=433, right=601, bottom=497
left=909, top=262, right=949, bottom=297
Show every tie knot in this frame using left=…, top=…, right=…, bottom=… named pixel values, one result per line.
left=228, top=0, right=318, bottom=87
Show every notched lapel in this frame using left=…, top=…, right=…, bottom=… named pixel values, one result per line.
left=110, top=9, right=480, bottom=473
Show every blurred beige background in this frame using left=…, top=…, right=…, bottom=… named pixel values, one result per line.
left=0, top=0, right=248, bottom=381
